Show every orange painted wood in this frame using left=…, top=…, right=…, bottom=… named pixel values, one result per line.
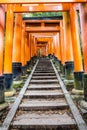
left=37, top=37, right=52, bottom=42
left=53, top=36, right=56, bottom=56
left=32, top=36, right=36, bottom=57
left=33, top=33, right=57, bottom=37
left=50, top=38, right=54, bottom=55
left=34, top=37, right=37, bottom=56
left=60, top=21, right=65, bottom=65
left=26, top=32, right=29, bottom=63
left=25, top=33, right=27, bottom=64
left=50, top=38, right=53, bottom=55
left=12, top=4, right=78, bottom=13
left=28, top=33, right=31, bottom=60
left=0, top=0, right=86, bottom=4
left=29, top=34, right=31, bottom=59
left=79, top=3, right=87, bottom=73
left=25, top=26, right=60, bottom=32
left=48, top=40, right=51, bottom=55
left=55, top=33, right=61, bottom=61
left=30, top=34, right=33, bottom=58
left=48, top=38, right=53, bottom=55
left=24, top=20, right=60, bottom=23
left=12, top=4, right=70, bottom=12
left=4, top=4, right=14, bottom=73
left=0, top=5, right=5, bottom=75
left=70, top=4, right=83, bottom=72
left=12, top=13, right=22, bottom=63
left=21, top=22, right=25, bottom=66
left=63, top=12, right=73, bottom=62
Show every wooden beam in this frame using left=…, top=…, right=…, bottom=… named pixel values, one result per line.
left=25, top=26, right=60, bottom=32
left=32, top=33, right=57, bottom=38
left=24, top=20, right=61, bottom=23
left=35, top=35, right=56, bottom=38
left=32, top=33, right=57, bottom=37
left=37, top=37, right=53, bottom=41
left=13, top=4, right=70, bottom=12
left=0, top=0, right=86, bottom=4
left=5, top=4, right=79, bottom=12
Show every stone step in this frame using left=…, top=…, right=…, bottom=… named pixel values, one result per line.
left=30, top=79, right=58, bottom=84
left=35, top=67, right=54, bottom=70
left=36, top=68, right=53, bottom=70
left=31, top=76, right=57, bottom=80
left=24, top=90, right=64, bottom=98
left=19, top=98, right=68, bottom=111
left=12, top=110, right=76, bottom=129
left=28, top=84, right=60, bottom=90
left=34, top=71, right=55, bottom=73
left=35, top=67, right=53, bottom=69
left=33, top=73, right=56, bottom=76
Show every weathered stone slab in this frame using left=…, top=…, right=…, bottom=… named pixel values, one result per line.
left=24, top=90, right=64, bottom=98
left=12, top=111, right=76, bottom=129
left=31, top=76, right=57, bottom=80
left=33, top=73, right=56, bottom=76
left=34, top=71, right=55, bottom=73
left=30, top=79, right=58, bottom=84
left=28, top=84, right=60, bottom=90
left=19, top=99, right=68, bottom=110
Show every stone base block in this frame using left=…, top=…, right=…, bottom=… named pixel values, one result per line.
left=12, top=62, right=22, bottom=78
left=4, top=74, right=13, bottom=91
left=0, top=75, right=5, bottom=103
left=80, top=100, right=87, bottom=111
left=72, top=88, right=84, bottom=95
left=65, top=61, right=74, bottom=80
left=5, top=88, right=16, bottom=97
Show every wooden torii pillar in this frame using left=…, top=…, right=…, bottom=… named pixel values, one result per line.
left=30, top=34, right=35, bottom=58
left=79, top=3, right=87, bottom=101
left=70, top=4, right=83, bottom=93
left=12, top=13, right=22, bottom=78
left=50, top=38, right=53, bottom=55
left=54, top=33, right=61, bottom=71
left=34, top=37, right=37, bottom=56
left=21, top=22, right=26, bottom=74
left=60, top=21, right=65, bottom=75
left=0, top=5, right=5, bottom=103
left=32, top=36, right=36, bottom=57
left=25, top=32, right=30, bottom=69
left=29, top=33, right=32, bottom=59
left=28, top=33, right=31, bottom=61
left=63, top=12, right=74, bottom=80
left=4, top=4, right=14, bottom=90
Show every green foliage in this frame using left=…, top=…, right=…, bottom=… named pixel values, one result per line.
left=23, top=12, right=62, bottom=17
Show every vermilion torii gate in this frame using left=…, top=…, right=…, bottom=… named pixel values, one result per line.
left=0, top=0, right=87, bottom=105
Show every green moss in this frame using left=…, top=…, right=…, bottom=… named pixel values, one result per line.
left=74, top=79, right=83, bottom=90
left=83, top=74, right=87, bottom=101
left=64, top=79, right=74, bottom=90
left=12, top=80, right=24, bottom=89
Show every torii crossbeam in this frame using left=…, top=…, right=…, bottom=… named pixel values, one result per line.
left=0, top=0, right=87, bottom=4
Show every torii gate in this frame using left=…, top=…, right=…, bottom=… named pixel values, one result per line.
left=0, top=0, right=86, bottom=3
left=0, top=0, right=87, bottom=104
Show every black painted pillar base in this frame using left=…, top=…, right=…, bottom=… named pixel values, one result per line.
left=22, top=64, right=28, bottom=75
left=0, top=75, right=5, bottom=103
left=61, top=64, right=65, bottom=76
left=26, top=61, right=30, bottom=69
left=4, top=74, right=13, bottom=91
left=74, top=71, right=84, bottom=90
left=58, top=60, right=62, bottom=72
left=65, top=61, right=74, bottom=80
left=83, top=73, right=87, bottom=101
left=54, top=57, right=61, bottom=72
left=12, top=62, right=22, bottom=78
left=27, top=61, right=30, bottom=67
